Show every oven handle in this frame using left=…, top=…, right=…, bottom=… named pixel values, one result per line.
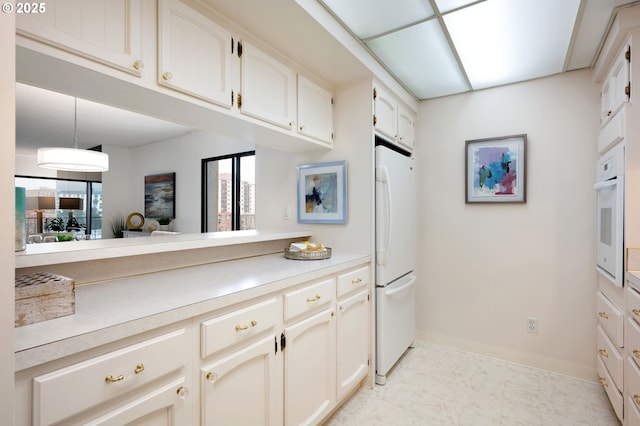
left=594, top=179, right=617, bottom=190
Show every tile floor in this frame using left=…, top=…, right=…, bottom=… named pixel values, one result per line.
left=324, top=341, right=620, bottom=425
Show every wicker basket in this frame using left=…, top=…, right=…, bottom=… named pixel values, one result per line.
left=15, top=272, right=75, bottom=327
left=284, top=247, right=332, bottom=260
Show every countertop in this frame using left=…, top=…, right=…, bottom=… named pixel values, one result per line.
left=15, top=229, right=312, bottom=268
left=15, top=252, right=371, bottom=371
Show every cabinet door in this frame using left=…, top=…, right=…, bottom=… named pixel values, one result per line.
left=297, top=75, right=333, bottom=145
left=159, top=0, right=233, bottom=108
left=336, top=289, right=369, bottom=400
left=397, top=104, right=416, bottom=151
left=241, top=42, right=296, bottom=130
left=373, top=86, right=397, bottom=142
left=83, top=377, right=191, bottom=426
left=284, top=308, right=336, bottom=426
left=201, top=335, right=281, bottom=426
left=16, top=0, right=143, bottom=75
left=610, top=45, right=630, bottom=119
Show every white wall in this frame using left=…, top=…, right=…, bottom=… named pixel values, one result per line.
left=1, top=11, right=15, bottom=424
left=415, top=69, right=600, bottom=380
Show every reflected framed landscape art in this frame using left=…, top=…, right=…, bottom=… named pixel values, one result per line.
left=465, top=134, right=527, bottom=203
left=297, top=161, right=347, bottom=224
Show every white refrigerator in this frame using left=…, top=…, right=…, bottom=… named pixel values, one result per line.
left=375, top=140, right=417, bottom=385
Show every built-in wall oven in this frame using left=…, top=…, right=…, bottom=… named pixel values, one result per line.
left=594, top=143, right=624, bottom=287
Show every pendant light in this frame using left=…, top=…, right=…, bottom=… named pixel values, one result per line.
left=37, top=98, right=109, bottom=172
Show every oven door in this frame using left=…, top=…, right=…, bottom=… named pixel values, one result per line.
left=594, top=175, right=624, bottom=287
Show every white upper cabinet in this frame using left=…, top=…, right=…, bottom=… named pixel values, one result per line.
left=374, top=83, right=416, bottom=151
left=16, top=0, right=143, bottom=76
left=158, top=0, right=233, bottom=108
left=240, top=41, right=297, bottom=130
left=297, top=75, right=334, bottom=145
left=601, top=42, right=630, bottom=126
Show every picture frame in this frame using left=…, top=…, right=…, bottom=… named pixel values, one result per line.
left=465, top=134, right=527, bottom=203
left=297, top=161, right=347, bottom=224
left=144, top=172, right=176, bottom=218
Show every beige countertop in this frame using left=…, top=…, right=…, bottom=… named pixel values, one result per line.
left=15, top=252, right=371, bottom=371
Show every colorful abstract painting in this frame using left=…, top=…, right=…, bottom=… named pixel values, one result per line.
left=144, top=172, right=176, bottom=218
left=297, top=161, right=347, bottom=224
left=465, top=135, right=527, bottom=203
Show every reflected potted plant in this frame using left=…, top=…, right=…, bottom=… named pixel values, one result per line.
left=110, top=215, right=126, bottom=238
left=44, top=217, right=65, bottom=232
left=158, top=217, right=172, bottom=231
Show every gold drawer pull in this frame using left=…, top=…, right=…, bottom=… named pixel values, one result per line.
left=206, top=371, right=218, bottom=383
left=635, top=394, right=640, bottom=406
left=133, top=60, right=144, bottom=70
left=306, top=294, right=321, bottom=303
left=235, top=320, right=258, bottom=332
left=105, top=374, right=125, bottom=383
left=598, top=349, right=609, bottom=358
left=134, top=363, right=145, bottom=375
left=599, top=377, right=608, bottom=387
left=352, top=278, right=363, bottom=285
left=176, top=386, right=189, bottom=399
left=162, top=71, right=173, bottom=81
left=598, top=312, right=609, bottom=319
left=634, top=350, right=640, bottom=360
left=633, top=309, right=640, bottom=316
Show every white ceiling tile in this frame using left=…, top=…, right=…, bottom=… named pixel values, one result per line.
left=444, top=0, right=580, bottom=90
left=435, top=0, right=483, bottom=13
left=322, top=0, right=434, bottom=39
left=366, top=21, right=468, bottom=99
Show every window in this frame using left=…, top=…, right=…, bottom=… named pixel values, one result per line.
left=202, top=151, right=255, bottom=232
left=15, top=176, right=103, bottom=239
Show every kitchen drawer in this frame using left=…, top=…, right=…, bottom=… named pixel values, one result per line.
left=598, top=355, right=623, bottom=421
left=628, top=391, right=640, bottom=426
left=629, top=286, right=640, bottom=327
left=628, top=317, right=640, bottom=370
left=337, top=265, right=370, bottom=298
left=201, top=297, right=278, bottom=358
left=597, top=290, right=624, bottom=347
left=284, top=278, right=335, bottom=321
left=34, top=328, right=188, bottom=426
left=597, top=325, right=623, bottom=391
left=628, top=357, right=640, bottom=426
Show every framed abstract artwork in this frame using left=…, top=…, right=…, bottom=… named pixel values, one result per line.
left=297, top=161, right=347, bottom=224
left=465, top=134, right=527, bottom=203
left=144, top=172, right=176, bottom=218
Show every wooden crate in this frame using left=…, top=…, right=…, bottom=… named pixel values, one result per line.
left=15, top=272, right=75, bottom=327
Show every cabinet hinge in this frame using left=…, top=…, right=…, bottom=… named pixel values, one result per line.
left=237, top=93, right=242, bottom=108
left=231, top=90, right=234, bottom=107
left=331, top=132, right=334, bottom=140
left=331, top=97, right=334, bottom=105
left=237, top=41, right=243, bottom=58
left=373, top=88, right=377, bottom=100
left=275, top=336, right=278, bottom=354
left=373, top=115, right=377, bottom=126
left=280, top=333, right=286, bottom=350
left=626, top=46, right=631, bottom=62
left=231, top=37, right=234, bottom=55
left=367, top=293, right=370, bottom=301
left=626, top=83, right=631, bottom=98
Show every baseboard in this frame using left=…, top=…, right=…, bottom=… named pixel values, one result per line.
left=415, top=329, right=598, bottom=383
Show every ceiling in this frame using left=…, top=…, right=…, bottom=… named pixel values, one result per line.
left=319, top=0, right=640, bottom=100
left=16, top=0, right=639, bottom=152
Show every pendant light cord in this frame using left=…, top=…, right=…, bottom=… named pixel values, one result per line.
left=73, top=97, right=78, bottom=149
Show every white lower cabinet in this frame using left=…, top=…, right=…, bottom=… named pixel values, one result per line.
left=200, top=334, right=281, bottom=426
left=18, top=263, right=371, bottom=425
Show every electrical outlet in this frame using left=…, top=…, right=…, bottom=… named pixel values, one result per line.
left=527, top=317, right=538, bottom=333
left=282, top=207, right=290, bottom=220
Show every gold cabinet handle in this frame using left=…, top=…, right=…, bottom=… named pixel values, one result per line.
left=633, top=309, right=640, bottom=317
left=352, top=278, right=363, bottom=285
left=206, top=371, right=217, bottom=383
left=235, top=320, right=258, bottom=331
left=105, top=374, right=125, bottom=383
left=299, top=125, right=304, bottom=131
left=162, top=72, right=173, bottom=81
left=599, top=377, right=608, bottom=387
left=598, top=349, right=609, bottom=358
left=133, top=60, right=144, bottom=70
left=607, top=110, right=612, bottom=117
left=634, top=350, right=640, bottom=360
left=176, top=386, right=189, bottom=399
left=134, top=363, right=145, bottom=375
left=634, top=394, right=640, bottom=406
left=306, top=294, right=321, bottom=303
left=598, top=312, right=609, bottom=319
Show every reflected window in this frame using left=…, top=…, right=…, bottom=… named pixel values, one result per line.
left=202, top=151, right=255, bottom=232
left=15, top=176, right=103, bottom=239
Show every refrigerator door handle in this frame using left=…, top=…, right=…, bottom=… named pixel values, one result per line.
left=384, top=275, right=416, bottom=296
left=376, top=165, right=391, bottom=266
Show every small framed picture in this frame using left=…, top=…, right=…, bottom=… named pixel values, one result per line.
left=465, top=134, right=527, bottom=203
left=297, top=161, right=347, bottom=224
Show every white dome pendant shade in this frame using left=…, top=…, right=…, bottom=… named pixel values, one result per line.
left=37, top=98, right=109, bottom=172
